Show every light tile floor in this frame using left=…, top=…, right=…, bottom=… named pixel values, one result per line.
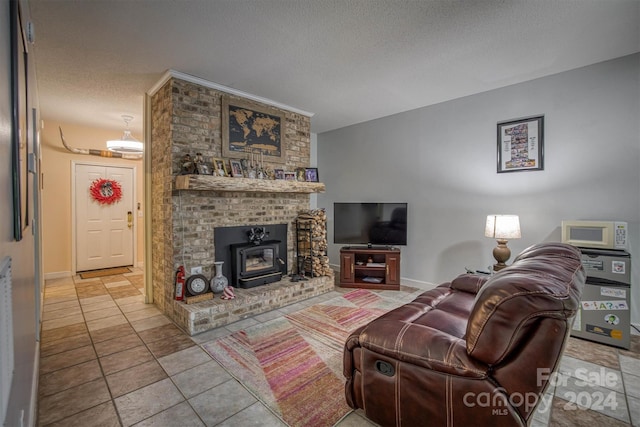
left=37, top=270, right=640, bottom=426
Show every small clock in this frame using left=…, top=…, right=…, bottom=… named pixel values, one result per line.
left=185, top=274, right=210, bottom=296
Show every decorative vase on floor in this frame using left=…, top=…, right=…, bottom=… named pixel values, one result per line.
left=211, top=261, right=228, bottom=293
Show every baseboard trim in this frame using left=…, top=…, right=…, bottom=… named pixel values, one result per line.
left=28, top=341, right=40, bottom=427
left=43, top=271, right=72, bottom=280
left=401, top=278, right=437, bottom=290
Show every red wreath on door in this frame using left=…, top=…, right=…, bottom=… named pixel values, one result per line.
left=89, top=178, right=123, bottom=205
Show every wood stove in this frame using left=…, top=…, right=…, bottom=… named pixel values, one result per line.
left=214, top=224, right=288, bottom=289
left=230, top=240, right=283, bottom=288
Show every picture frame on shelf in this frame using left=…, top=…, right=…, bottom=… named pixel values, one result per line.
left=296, top=167, right=306, bottom=181
left=305, top=167, right=319, bottom=182
left=196, top=162, right=211, bottom=175
left=274, top=169, right=284, bottom=180
left=198, top=164, right=211, bottom=175
left=194, top=153, right=210, bottom=175
left=221, top=96, right=286, bottom=164
left=213, top=158, right=227, bottom=177
left=284, top=171, right=296, bottom=181
left=230, top=160, right=244, bottom=177
left=240, top=159, right=256, bottom=178
left=497, top=115, right=544, bottom=173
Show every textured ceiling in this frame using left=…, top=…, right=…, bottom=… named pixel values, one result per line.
left=28, top=0, right=639, bottom=136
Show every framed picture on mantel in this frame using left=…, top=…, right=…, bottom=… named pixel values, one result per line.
left=229, top=160, right=244, bottom=177
left=305, top=167, right=319, bottom=182
left=497, top=115, right=544, bottom=173
left=222, top=96, right=286, bottom=164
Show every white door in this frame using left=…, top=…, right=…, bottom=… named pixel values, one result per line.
left=75, top=164, right=134, bottom=271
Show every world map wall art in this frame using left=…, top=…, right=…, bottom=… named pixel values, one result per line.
left=222, top=96, right=286, bottom=163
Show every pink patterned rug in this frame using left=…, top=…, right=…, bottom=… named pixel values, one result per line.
left=202, top=288, right=417, bottom=426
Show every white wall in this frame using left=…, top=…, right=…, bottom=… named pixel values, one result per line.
left=318, top=54, right=640, bottom=323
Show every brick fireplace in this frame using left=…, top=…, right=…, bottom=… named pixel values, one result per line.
left=149, top=74, right=333, bottom=335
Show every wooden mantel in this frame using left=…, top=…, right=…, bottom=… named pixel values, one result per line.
left=175, top=174, right=325, bottom=193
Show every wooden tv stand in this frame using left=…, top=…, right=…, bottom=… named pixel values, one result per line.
left=339, top=246, right=400, bottom=290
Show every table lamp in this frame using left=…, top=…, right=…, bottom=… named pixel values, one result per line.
left=485, top=215, right=521, bottom=271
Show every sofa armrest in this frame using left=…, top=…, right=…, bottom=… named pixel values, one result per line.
left=450, top=273, right=489, bottom=294
left=344, top=326, right=366, bottom=378
left=352, top=319, right=488, bottom=378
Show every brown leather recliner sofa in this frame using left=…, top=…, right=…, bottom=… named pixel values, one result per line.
left=343, top=243, right=585, bottom=426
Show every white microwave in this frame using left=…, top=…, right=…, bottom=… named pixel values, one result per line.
left=561, top=220, right=628, bottom=250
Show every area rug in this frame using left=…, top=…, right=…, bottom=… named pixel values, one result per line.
left=202, top=288, right=419, bottom=427
left=79, top=266, right=131, bottom=279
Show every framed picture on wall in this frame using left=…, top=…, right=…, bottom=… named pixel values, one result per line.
left=222, top=96, right=286, bottom=164
left=497, top=115, right=544, bottom=173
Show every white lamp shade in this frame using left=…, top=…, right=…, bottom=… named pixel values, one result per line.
left=485, top=215, right=521, bottom=239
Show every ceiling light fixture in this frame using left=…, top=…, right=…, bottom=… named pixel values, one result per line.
left=107, top=115, right=143, bottom=154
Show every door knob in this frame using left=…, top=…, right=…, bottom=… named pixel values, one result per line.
left=127, top=211, right=133, bottom=229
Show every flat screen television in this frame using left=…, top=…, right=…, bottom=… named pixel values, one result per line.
left=334, top=202, right=407, bottom=246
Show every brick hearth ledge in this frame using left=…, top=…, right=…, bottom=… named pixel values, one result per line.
left=172, top=274, right=335, bottom=335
